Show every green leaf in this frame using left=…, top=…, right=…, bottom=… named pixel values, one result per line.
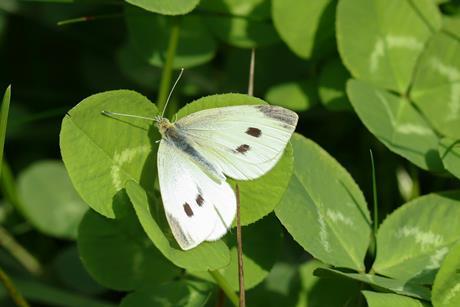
left=192, top=215, right=282, bottom=290
left=373, top=191, right=460, bottom=284
left=60, top=90, right=158, bottom=218
left=337, top=0, right=442, bottom=93
left=265, top=80, right=318, bottom=111
left=410, top=31, right=460, bottom=139
left=272, top=0, right=336, bottom=59
left=443, top=16, right=460, bottom=40
left=78, top=207, right=179, bottom=291
left=439, top=138, right=460, bottom=179
left=53, top=245, right=106, bottom=295
left=126, top=180, right=231, bottom=271
left=126, top=0, right=200, bottom=15
left=318, top=58, right=352, bottom=111
left=176, top=93, right=294, bottom=226
left=275, top=134, right=371, bottom=272
left=362, top=291, right=430, bottom=307
left=199, top=0, right=280, bottom=48
left=120, top=280, right=212, bottom=307
left=0, top=85, right=11, bottom=174
left=432, top=242, right=460, bottom=307
left=347, top=79, right=443, bottom=172
left=314, top=267, right=431, bottom=301
left=17, top=161, right=87, bottom=239
left=125, top=6, right=216, bottom=69
left=296, top=261, right=361, bottom=307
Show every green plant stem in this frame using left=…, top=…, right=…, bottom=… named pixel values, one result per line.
left=0, top=227, right=44, bottom=277
left=0, top=85, right=11, bottom=178
left=370, top=150, right=378, bottom=254
left=57, top=13, right=122, bottom=26
left=208, top=270, right=239, bottom=307
left=157, top=17, right=181, bottom=114
left=0, top=266, right=30, bottom=307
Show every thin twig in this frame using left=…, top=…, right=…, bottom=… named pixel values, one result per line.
left=0, top=266, right=30, bottom=307
left=235, top=185, right=245, bottom=307
left=0, top=226, right=43, bottom=277
left=247, top=49, right=255, bottom=96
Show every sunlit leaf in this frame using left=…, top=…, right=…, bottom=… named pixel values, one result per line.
left=126, top=0, right=200, bottom=15
left=347, top=79, right=443, bottom=171
left=265, top=80, right=318, bottom=111
left=432, top=242, right=460, bottom=307
left=373, top=191, right=460, bottom=284
left=272, top=0, right=336, bottom=59
left=337, top=0, right=441, bottom=93
left=275, top=133, right=371, bottom=272
left=362, top=291, right=430, bottom=307
left=318, top=58, right=351, bottom=111
left=439, top=138, right=460, bottom=180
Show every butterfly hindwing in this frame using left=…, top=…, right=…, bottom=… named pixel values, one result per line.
left=157, top=139, right=236, bottom=250
left=176, top=105, right=298, bottom=180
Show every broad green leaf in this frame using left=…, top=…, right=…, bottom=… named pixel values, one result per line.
left=125, top=5, right=216, bottom=69
left=272, top=0, right=336, bottom=59
left=60, top=90, right=158, bottom=218
left=337, top=0, right=441, bottom=93
left=265, top=80, right=318, bottom=111
left=347, top=79, right=443, bottom=171
left=439, top=138, right=460, bottom=179
left=78, top=207, right=179, bottom=291
left=318, top=58, right=351, bottom=111
left=443, top=16, right=460, bottom=40
left=126, top=180, right=231, bottom=271
left=176, top=93, right=294, bottom=226
left=17, top=161, right=87, bottom=239
left=362, top=291, right=430, bottom=307
left=432, top=243, right=460, bottom=307
left=0, top=277, right=116, bottom=307
left=126, top=0, right=200, bottom=15
left=192, top=215, right=282, bottom=290
left=314, top=267, right=431, bottom=301
left=373, top=191, right=460, bottom=284
left=53, top=246, right=106, bottom=295
left=199, top=0, right=280, bottom=48
left=275, top=134, right=371, bottom=272
left=296, top=261, right=361, bottom=307
left=120, top=280, right=212, bottom=307
left=0, top=85, right=10, bottom=174
left=411, top=31, right=460, bottom=139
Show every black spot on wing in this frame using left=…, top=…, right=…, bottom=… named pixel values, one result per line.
left=235, top=144, right=250, bottom=154
left=246, top=127, right=262, bottom=137
left=183, top=202, right=194, bottom=217
left=256, top=105, right=298, bottom=126
left=196, top=194, right=204, bottom=206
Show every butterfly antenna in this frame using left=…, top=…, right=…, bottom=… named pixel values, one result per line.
left=101, top=110, right=156, bottom=121
left=161, top=68, right=184, bottom=117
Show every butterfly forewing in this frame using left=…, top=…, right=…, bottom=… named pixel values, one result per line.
left=176, top=105, right=298, bottom=180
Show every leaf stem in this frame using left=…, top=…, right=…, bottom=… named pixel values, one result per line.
left=208, top=270, right=239, bottom=306
left=235, top=185, right=245, bottom=307
left=0, top=85, right=11, bottom=178
left=57, top=13, right=122, bottom=26
left=157, top=17, right=181, bottom=114
left=0, top=266, right=30, bottom=307
left=247, top=49, right=255, bottom=96
left=370, top=150, right=378, bottom=254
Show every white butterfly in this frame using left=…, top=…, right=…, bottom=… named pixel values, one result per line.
left=103, top=75, right=298, bottom=250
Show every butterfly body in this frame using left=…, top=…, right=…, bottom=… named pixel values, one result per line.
left=153, top=104, right=298, bottom=250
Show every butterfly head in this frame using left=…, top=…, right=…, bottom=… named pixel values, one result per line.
left=154, top=116, right=173, bottom=136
